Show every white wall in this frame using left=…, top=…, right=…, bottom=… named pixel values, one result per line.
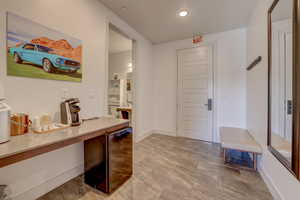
left=0, top=0, right=153, bottom=199
left=153, top=28, right=247, bottom=142
left=0, top=80, right=4, bottom=98
left=247, top=0, right=300, bottom=199
left=109, top=51, right=132, bottom=80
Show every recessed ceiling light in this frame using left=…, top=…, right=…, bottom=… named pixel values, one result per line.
left=178, top=9, right=189, bottom=17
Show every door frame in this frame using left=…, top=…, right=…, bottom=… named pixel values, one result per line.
left=104, top=22, right=137, bottom=142
left=176, top=43, right=218, bottom=142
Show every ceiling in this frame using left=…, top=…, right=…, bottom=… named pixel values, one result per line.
left=109, top=28, right=132, bottom=54
left=100, top=0, right=258, bottom=44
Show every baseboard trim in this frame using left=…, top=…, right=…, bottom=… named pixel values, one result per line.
left=135, top=130, right=153, bottom=143
left=12, top=164, right=84, bottom=200
left=152, top=130, right=177, bottom=137
left=258, top=161, right=283, bottom=200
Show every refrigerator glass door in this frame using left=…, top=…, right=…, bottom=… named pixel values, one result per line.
left=108, top=128, right=133, bottom=193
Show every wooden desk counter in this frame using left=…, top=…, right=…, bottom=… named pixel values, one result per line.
left=0, top=117, right=129, bottom=168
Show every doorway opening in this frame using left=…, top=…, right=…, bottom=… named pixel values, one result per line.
left=106, top=24, right=134, bottom=126
left=177, top=45, right=215, bottom=142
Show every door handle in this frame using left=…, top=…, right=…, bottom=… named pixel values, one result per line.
left=287, top=100, right=292, bottom=115
left=113, top=128, right=133, bottom=139
left=205, top=99, right=213, bottom=111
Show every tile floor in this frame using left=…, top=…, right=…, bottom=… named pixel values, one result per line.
left=38, top=134, right=273, bottom=200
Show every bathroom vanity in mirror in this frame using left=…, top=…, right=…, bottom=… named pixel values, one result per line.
left=268, top=0, right=300, bottom=179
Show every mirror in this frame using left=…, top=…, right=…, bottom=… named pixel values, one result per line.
left=270, top=0, right=293, bottom=163
left=268, top=0, right=300, bottom=178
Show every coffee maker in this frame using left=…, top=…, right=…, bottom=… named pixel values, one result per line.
left=0, top=100, right=10, bottom=144
left=61, top=98, right=81, bottom=126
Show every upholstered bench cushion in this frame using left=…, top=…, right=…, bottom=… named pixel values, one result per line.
left=220, top=127, right=262, bottom=154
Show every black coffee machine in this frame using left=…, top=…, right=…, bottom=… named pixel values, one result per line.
left=61, top=98, right=81, bottom=126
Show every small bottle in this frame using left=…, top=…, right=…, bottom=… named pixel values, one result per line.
left=32, top=116, right=41, bottom=132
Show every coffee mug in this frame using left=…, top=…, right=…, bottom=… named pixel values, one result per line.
left=10, top=113, right=31, bottom=136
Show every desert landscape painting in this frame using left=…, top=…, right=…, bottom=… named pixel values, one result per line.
left=7, top=12, right=82, bottom=82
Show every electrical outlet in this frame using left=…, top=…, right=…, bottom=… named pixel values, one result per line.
left=89, top=89, right=96, bottom=99
left=61, top=88, right=69, bottom=100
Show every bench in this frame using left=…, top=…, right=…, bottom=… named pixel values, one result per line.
left=220, top=127, right=262, bottom=170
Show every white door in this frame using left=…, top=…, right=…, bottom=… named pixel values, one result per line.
left=177, top=46, right=213, bottom=142
left=272, top=20, right=293, bottom=142
left=284, top=32, right=293, bottom=142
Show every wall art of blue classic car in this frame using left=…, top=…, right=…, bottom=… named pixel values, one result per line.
left=9, top=43, right=81, bottom=74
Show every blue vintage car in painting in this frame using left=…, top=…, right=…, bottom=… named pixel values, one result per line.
left=9, top=43, right=81, bottom=73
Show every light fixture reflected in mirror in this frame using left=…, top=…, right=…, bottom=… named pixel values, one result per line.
left=128, top=63, right=132, bottom=72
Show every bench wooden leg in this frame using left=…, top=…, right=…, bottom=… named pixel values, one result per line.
left=223, top=148, right=227, bottom=164
left=253, top=153, right=257, bottom=171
